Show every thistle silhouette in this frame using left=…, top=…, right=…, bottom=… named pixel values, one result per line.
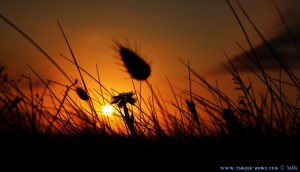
left=111, top=91, right=137, bottom=138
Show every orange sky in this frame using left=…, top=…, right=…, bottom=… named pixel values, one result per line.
left=1, top=0, right=300, bottom=122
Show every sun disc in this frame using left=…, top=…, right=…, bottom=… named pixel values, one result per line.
left=102, top=104, right=114, bottom=116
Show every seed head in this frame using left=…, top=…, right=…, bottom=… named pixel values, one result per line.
left=76, top=87, right=89, bottom=101
left=113, top=40, right=151, bottom=81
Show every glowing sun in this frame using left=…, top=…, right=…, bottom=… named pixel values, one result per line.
left=102, top=104, right=114, bottom=116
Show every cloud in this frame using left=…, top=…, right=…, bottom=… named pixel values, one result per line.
left=207, top=10, right=300, bottom=75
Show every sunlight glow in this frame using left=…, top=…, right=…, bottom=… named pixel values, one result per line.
left=102, top=104, right=114, bottom=116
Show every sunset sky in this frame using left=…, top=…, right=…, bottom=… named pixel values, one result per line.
left=1, top=0, right=300, bottom=110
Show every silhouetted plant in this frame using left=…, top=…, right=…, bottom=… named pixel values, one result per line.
left=222, top=108, right=243, bottom=138
left=76, top=87, right=89, bottom=101
left=113, top=40, right=151, bottom=81
left=111, top=91, right=137, bottom=138
left=185, top=60, right=202, bottom=135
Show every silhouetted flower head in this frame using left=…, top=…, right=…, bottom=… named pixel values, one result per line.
left=111, top=91, right=137, bottom=107
left=113, top=40, right=151, bottom=81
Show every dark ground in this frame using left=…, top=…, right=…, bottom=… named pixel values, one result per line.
left=0, top=134, right=299, bottom=171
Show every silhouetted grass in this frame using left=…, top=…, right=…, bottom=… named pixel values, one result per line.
left=0, top=1, right=299, bottom=170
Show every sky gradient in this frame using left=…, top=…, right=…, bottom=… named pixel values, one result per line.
left=1, top=0, right=300, bottom=110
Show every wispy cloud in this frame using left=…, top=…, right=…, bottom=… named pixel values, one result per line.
left=207, top=9, right=300, bottom=75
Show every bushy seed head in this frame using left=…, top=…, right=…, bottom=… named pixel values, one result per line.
left=223, top=108, right=235, bottom=122
left=186, top=99, right=196, bottom=114
left=76, top=87, right=89, bottom=101
left=114, top=40, right=151, bottom=81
